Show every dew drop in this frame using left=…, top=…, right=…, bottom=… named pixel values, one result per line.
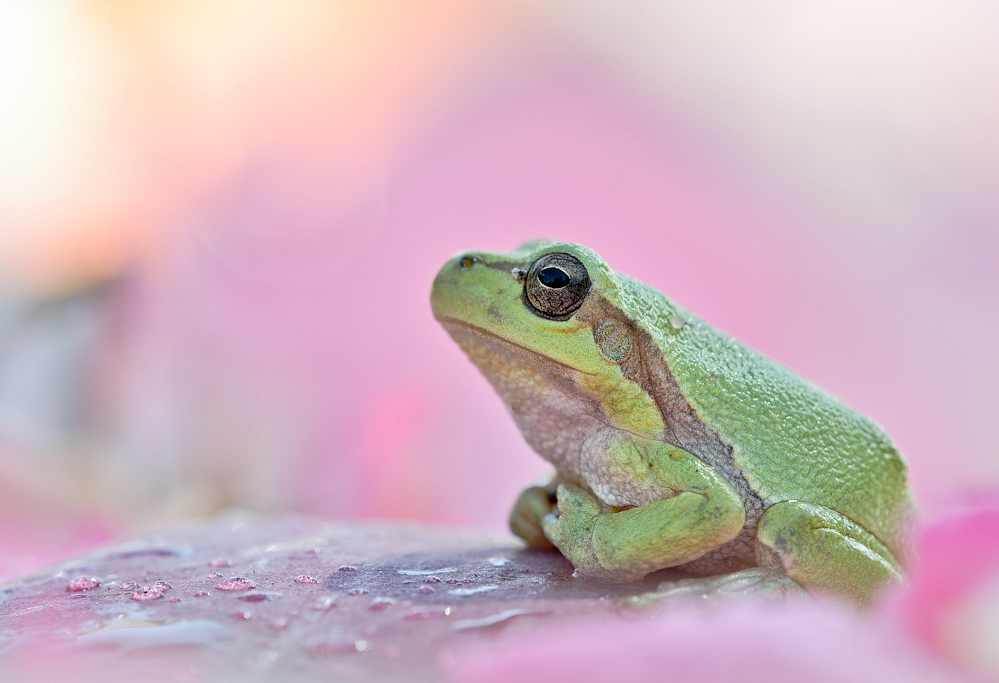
left=305, top=547, right=322, bottom=555
left=208, top=559, right=231, bottom=568
left=448, top=585, right=498, bottom=596
left=294, top=575, right=318, bottom=584
left=369, top=598, right=395, bottom=611
left=131, top=589, right=163, bottom=602
left=337, top=565, right=358, bottom=572
left=445, top=579, right=459, bottom=584
left=270, top=618, right=289, bottom=630
left=232, top=611, right=252, bottom=621
left=66, top=576, right=101, bottom=592
left=424, top=576, right=441, bottom=584
left=215, top=577, right=256, bottom=591
left=208, top=572, right=222, bottom=579
left=194, top=591, right=209, bottom=598
left=418, top=586, right=434, bottom=594
left=120, top=582, right=140, bottom=591
left=167, top=598, right=181, bottom=603
left=347, top=588, right=367, bottom=596
left=152, top=581, right=173, bottom=592
left=238, top=593, right=269, bottom=603
left=668, top=314, right=688, bottom=330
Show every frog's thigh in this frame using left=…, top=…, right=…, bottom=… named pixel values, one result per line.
left=755, top=500, right=901, bottom=605
left=588, top=438, right=745, bottom=578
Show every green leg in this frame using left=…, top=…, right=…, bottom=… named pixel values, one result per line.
left=755, top=500, right=902, bottom=605
left=541, top=433, right=746, bottom=581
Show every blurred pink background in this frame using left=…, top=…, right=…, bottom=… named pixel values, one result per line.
left=1, top=0, right=998, bottom=587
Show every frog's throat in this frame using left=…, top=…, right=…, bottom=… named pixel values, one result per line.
left=436, top=318, right=595, bottom=377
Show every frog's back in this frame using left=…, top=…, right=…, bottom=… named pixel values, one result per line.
left=613, top=276, right=912, bottom=562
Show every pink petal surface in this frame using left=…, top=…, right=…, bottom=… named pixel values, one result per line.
left=3, top=508, right=995, bottom=683
left=445, top=602, right=963, bottom=683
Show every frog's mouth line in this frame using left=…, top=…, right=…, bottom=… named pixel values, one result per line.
left=436, top=317, right=594, bottom=377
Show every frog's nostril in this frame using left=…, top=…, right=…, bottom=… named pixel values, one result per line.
left=460, top=256, right=475, bottom=268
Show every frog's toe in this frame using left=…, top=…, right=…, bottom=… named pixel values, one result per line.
left=509, top=486, right=556, bottom=548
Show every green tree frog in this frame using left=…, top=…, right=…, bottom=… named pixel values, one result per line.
left=431, top=241, right=913, bottom=604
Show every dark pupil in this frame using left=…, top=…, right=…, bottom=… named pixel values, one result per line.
left=538, top=267, right=570, bottom=288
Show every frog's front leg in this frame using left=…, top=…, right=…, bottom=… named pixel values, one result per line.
left=542, top=431, right=745, bottom=581
left=755, top=500, right=902, bottom=605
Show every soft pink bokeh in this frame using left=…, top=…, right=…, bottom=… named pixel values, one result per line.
left=1, top=2, right=998, bottom=591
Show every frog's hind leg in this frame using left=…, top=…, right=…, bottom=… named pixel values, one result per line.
left=755, top=500, right=902, bottom=605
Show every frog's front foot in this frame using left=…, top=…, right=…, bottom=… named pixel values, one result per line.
left=541, top=482, right=612, bottom=578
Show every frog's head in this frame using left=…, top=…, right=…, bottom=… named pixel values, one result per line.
left=431, top=240, right=666, bottom=440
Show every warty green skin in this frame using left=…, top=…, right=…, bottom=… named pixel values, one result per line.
left=431, top=241, right=914, bottom=604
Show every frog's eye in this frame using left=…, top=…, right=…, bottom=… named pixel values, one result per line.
left=525, top=253, right=590, bottom=319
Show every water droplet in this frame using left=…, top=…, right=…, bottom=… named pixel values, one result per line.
left=167, top=598, right=181, bottom=603
left=368, top=598, right=395, bottom=611
left=424, top=576, right=441, bottom=584
left=488, top=558, right=510, bottom=567
left=270, top=618, right=289, bottom=630
left=238, top=593, right=269, bottom=603
left=462, top=579, right=474, bottom=584
left=452, top=609, right=542, bottom=631
left=152, top=581, right=172, bottom=592
left=208, top=559, right=230, bottom=567
left=120, top=582, right=140, bottom=591
left=445, top=579, right=459, bottom=584
left=668, top=314, right=688, bottom=330
left=448, top=585, right=498, bottom=596
left=231, top=611, right=252, bottom=621
left=215, top=577, right=255, bottom=591
left=347, top=588, right=367, bottom=596
left=305, top=547, right=322, bottom=555
left=208, top=572, right=222, bottom=579
left=418, top=586, right=434, bottom=594
left=66, top=576, right=101, bottom=592
left=131, top=589, right=163, bottom=602
left=337, top=565, right=358, bottom=572
left=294, top=575, right=318, bottom=584
left=355, top=640, right=370, bottom=652
left=194, top=591, right=209, bottom=598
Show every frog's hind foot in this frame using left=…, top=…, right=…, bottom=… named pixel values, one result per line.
left=755, top=500, right=902, bottom=606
